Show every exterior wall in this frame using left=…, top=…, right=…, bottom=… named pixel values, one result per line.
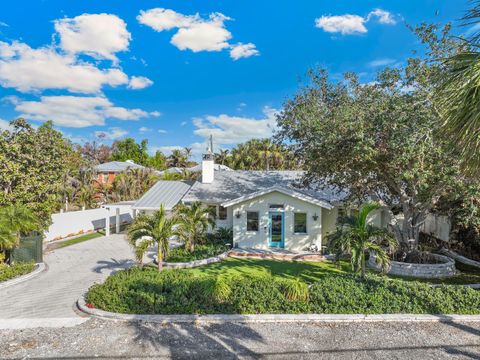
left=321, top=208, right=338, bottom=241
left=421, top=213, right=451, bottom=242
left=44, top=205, right=134, bottom=242
left=215, top=206, right=234, bottom=229
left=231, top=191, right=324, bottom=252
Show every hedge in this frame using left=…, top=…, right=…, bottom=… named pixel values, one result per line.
left=86, top=268, right=480, bottom=315
left=165, top=244, right=230, bottom=263
left=0, top=262, right=36, bottom=282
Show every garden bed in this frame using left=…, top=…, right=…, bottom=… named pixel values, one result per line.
left=0, top=261, right=36, bottom=282
left=165, top=244, right=230, bottom=263
left=86, top=259, right=480, bottom=315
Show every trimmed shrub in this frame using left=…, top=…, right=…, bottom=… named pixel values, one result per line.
left=166, top=244, right=229, bottom=262
left=276, top=278, right=309, bottom=301
left=0, top=262, right=35, bottom=282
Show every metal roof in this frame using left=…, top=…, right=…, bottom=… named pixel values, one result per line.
left=182, top=171, right=347, bottom=205
left=132, top=181, right=193, bottom=211
left=186, top=164, right=233, bottom=172
left=94, top=161, right=146, bottom=173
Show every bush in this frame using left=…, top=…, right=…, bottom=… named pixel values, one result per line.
left=166, top=244, right=229, bottom=262
left=86, top=268, right=480, bottom=315
left=0, top=262, right=36, bottom=282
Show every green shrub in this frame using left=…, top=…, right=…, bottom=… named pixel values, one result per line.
left=86, top=268, right=480, bottom=315
left=166, top=244, right=229, bottom=262
left=0, top=262, right=36, bottom=282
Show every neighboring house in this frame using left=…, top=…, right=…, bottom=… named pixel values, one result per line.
left=133, top=146, right=389, bottom=252
left=93, top=160, right=147, bottom=185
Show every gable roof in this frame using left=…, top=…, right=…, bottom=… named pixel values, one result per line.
left=181, top=171, right=346, bottom=206
left=221, top=185, right=334, bottom=209
left=133, top=180, right=193, bottom=211
left=94, top=161, right=145, bottom=173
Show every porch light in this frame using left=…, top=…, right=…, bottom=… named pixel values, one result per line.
left=235, top=210, right=242, bottom=219
left=312, top=213, right=319, bottom=221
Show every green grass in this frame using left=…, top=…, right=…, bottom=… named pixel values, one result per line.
left=0, top=262, right=36, bottom=282
left=54, top=232, right=104, bottom=249
left=187, top=258, right=480, bottom=285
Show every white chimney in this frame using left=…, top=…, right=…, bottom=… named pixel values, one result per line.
left=202, top=135, right=215, bottom=184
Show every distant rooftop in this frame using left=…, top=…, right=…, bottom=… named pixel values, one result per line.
left=94, top=161, right=146, bottom=173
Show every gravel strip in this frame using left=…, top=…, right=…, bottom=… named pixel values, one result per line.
left=0, top=318, right=478, bottom=359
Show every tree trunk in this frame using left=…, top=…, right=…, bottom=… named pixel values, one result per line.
left=157, top=247, right=163, bottom=272
left=361, top=254, right=366, bottom=279
left=189, top=240, right=195, bottom=252
left=388, top=204, right=427, bottom=252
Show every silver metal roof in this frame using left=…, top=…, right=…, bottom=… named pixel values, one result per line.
left=133, top=181, right=193, bottom=210
left=182, top=171, right=347, bottom=205
left=94, top=161, right=145, bottom=173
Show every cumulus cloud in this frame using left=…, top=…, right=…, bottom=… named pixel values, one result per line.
left=138, top=8, right=258, bottom=58
left=0, top=41, right=129, bottom=93
left=158, top=129, right=168, bottom=134
left=193, top=106, right=277, bottom=145
left=13, top=95, right=159, bottom=128
left=230, top=43, right=259, bottom=60
left=94, top=127, right=128, bottom=140
left=315, top=8, right=396, bottom=35
left=54, top=13, right=131, bottom=62
left=0, top=118, right=11, bottom=131
left=128, top=76, right=154, bottom=89
left=367, top=58, right=397, bottom=67
left=139, top=126, right=151, bottom=133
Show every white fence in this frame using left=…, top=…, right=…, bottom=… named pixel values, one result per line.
left=420, top=213, right=451, bottom=242
left=44, top=204, right=134, bottom=242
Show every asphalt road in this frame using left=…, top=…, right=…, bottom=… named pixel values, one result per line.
left=1, top=318, right=479, bottom=359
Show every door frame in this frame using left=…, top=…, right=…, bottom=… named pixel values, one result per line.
left=268, top=211, right=285, bottom=248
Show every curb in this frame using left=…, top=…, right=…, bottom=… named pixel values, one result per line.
left=77, top=296, right=480, bottom=323
left=0, top=262, right=47, bottom=289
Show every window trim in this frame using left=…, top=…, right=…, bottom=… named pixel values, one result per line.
left=246, top=211, right=260, bottom=232
left=293, top=212, right=308, bottom=234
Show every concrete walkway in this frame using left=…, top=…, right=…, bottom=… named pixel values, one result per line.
left=0, top=234, right=134, bottom=327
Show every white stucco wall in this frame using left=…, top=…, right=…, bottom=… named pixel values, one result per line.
left=44, top=205, right=134, bottom=242
left=230, top=191, right=325, bottom=252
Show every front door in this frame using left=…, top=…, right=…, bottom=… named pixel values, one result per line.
left=268, top=212, right=284, bottom=248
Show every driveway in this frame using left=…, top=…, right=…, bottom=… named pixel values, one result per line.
left=0, top=234, right=135, bottom=328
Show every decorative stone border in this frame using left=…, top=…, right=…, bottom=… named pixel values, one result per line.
left=439, top=248, right=480, bottom=270
left=368, top=253, right=456, bottom=278
left=77, top=296, right=480, bottom=323
left=159, top=251, right=230, bottom=269
left=0, top=262, right=46, bottom=289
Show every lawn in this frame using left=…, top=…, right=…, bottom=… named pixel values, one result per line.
left=187, top=258, right=480, bottom=285
left=49, top=231, right=104, bottom=250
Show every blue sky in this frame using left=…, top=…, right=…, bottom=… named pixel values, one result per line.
left=0, top=0, right=469, bottom=158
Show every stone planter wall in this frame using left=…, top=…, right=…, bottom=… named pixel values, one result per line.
left=160, top=251, right=230, bottom=269
left=368, top=253, right=456, bottom=279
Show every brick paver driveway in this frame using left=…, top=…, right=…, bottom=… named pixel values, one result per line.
left=0, top=234, right=134, bottom=327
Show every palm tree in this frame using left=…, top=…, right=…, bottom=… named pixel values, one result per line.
left=434, top=3, right=480, bottom=174
left=127, top=205, right=178, bottom=271
left=175, top=202, right=216, bottom=252
left=75, top=185, right=96, bottom=209
left=183, top=147, right=193, bottom=162
left=215, top=149, right=230, bottom=165
left=168, top=149, right=188, bottom=168
left=327, top=202, right=397, bottom=279
left=0, top=205, right=38, bottom=264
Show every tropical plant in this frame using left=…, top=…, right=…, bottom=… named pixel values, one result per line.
left=127, top=205, right=178, bottom=271
left=75, top=185, right=96, bottom=209
left=110, top=168, right=158, bottom=202
left=214, top=149, right=230, bottom=165
left=168, top=149, right=188, bottom=168
left=327, top=202, right=397, bottom=279
left=0, top=205, right=39, bottom=264
left=433, top=3, right=480, bottom=174
left=175, top=202, right=216, bottom=252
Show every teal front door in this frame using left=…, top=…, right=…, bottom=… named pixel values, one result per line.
left=268, top=212, right=285, bottom=248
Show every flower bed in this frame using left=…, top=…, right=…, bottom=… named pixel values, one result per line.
left=368, top=253, right=456, bottom=278
left=0, top=262, right=36, bottom=282
left=86, top=267, right=480, bottom=315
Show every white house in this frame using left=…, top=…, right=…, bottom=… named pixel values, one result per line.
left=132, top=144, right=389, bottom=252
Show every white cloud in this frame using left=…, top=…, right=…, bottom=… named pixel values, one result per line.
left=368, top=58, right=396, bottom=67
left=0, top=41, right=129, bottom=93
left=158, top=129, right=168, bottom=134
left=14, top=95, right=159, bottom=128
left=315, top=15, right=367, bottom=35
left=94, top=127, right=128, bottom=140
left=128, top=76, right=153, bottom=89
left=152, top=145, right=183, bottom=155
left=0, top=118, right=11, bottom=130
left=367, top=9, right=397, bottom=25
left=139, top=126, right=151, bottom=133
left=138, top=8, right=257, bottom=58
left=230, top=43, right=259, bottom=60
left=193, top=106, right=277, bottom=145
left=315, top=8, right=396, bottom=35
left=54, top=13, right=131, bottom=62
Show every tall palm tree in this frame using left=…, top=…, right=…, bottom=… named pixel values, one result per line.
left=127, top=205, right=178, bottom=271
left=327, top=202, right=397, bottom=279
left=434, top=2, right=480, bottom=174
left=0, top=205, right=38, bottom=264
left=183, top=147, right=193, bottom=162
left=75, top=185, right=96, bottom=209
left=215, top=149, right=230, bottom=165
left=175, top=202, right=216, bottom=252
left=168, top=149, right=188, bottom=168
